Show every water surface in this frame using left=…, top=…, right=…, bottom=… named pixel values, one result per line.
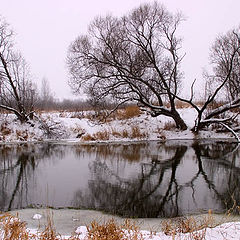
left=0, top=140, right=239, bottom=218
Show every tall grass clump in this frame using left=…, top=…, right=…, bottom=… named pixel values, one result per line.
left=162, top=210, right=215, bottom=239
left=0, top=213, right=31, bottom=240
left=116, top=105, right=141, bottom=120
left=130, top=126, right=148, bottom=139
left=82, top=130, right=110, bottom=141
left=86, top=219, right=143, bottom=240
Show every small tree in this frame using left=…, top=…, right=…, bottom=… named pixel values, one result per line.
left=0, top=17, right=36, bottom=122
left=67, top=2, right=187, bottom=130
left=38, top=77, right=55, bottom=110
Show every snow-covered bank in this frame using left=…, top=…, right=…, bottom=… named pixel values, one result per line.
left=74, top=222, right=240, bottom=239
left=1, top=208, right=240, bottom=239
left=27, top=222, right=240, bottom=239
left=0, top=108, right=238, bottom=143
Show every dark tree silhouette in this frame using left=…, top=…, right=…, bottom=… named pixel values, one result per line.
left=67, top=2, right=187, bottom=130
left=0, top=17, right=37, bottom=122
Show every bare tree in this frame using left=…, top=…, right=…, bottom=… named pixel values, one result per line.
left=67, top=2, right=187, bottom=130
left=38, top=77, right=55, bottom=110
left=211, top=27, right=240, bottom=100
left=0, top=17, right=36, bottom=122
left=175, top=28, right=240, bottom=134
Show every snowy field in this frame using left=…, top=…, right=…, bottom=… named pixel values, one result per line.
left=0, top=107, right=238, bottom=143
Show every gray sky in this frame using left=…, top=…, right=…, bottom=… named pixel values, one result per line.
left=1, top=0, right=240, bottom=100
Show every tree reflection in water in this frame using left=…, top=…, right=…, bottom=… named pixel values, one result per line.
left=0, top=141, right=239, bottom=218
left=72, top=141, right=240, bottom=218
left=0, top=143, right=66, bottom=211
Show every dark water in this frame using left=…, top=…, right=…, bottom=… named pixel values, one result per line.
left=0, top=140, right=240, bottom=218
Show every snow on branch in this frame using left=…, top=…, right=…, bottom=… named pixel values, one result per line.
left=219, top=122, right=240, bottom=142
left=205, top=97, right=240, bottom=120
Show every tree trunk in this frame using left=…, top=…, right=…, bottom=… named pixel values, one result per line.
left=171, top=109, right=187, bottom=130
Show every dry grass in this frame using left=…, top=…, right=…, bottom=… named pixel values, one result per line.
left=16, top=129, right=31, bottom=141
left=108, top=105, right=141, bottom=121
left=81, top=134, right=96, bottom=141
left=0, top=213, right=32, bottom=240
left=0, top=122, right=35, bottom=141
left=111, top=126, right=148, bottom=140
left=37, top=211, right=59, bottom=240
left=155, top=127, right=166, bottom=140
left=0, top=123, right=12, bottom=136
left=86, top=219, right=143, bottom=240
left=164, top=100, right=230, bottom=110
left=0, top=209, right=239, bottom=240
left=122, top=105, right=141, bottom=119
left=70, top=126, right=85, bottom=135
left=161, top=210, right=214, bottom=239
left=81, top=126, right=148, bottom=142
left=0, top=212, right=67, bottom=240
left=93, top=130, right=110, bottom=141
left=82, top=130, right=110, bottom=141
left=0, top=213, right=143, bottom=240
left=175, top=100, right=191, bottom=109
left=163, top=121, right=176, bottom=131
left=130, top=126, right=148, bottom=139
left=111, top=128, right=123, bottom=138
left=122, top=129, right=129, bottom=138
left=70, top=112, right=85, bottom=119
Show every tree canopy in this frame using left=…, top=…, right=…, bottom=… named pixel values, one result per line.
left=67, top=2, right=187, bottom=130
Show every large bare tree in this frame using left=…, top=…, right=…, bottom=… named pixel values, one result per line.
left=175, top=28, right=240, bottom=135
left=67, top=2, right=187, bottom=130
left=0, top=17, right=36, bottom=122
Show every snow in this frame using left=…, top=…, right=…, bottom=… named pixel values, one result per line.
left=32, top=214, right=42, bottom=220
left=19, top=221, right=240, bottom=239
left=0, top=107, right=238, bottom=143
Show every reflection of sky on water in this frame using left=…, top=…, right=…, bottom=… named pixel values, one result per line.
left=0, top=141, right=239, bottom=217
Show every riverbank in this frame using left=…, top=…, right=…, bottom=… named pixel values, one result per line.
left=3, top=208, right=240, bottom=239
left=0, top=107, right=238, bottom=143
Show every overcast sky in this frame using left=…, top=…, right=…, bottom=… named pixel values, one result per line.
left=1, top=0, right=240, bottom=100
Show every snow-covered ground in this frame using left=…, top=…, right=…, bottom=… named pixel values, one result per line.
left=74, top=222, right=240, bottom=239
left=0, top=108, right=238, bottom=143
left=1, top=220, right=240, bottom=239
